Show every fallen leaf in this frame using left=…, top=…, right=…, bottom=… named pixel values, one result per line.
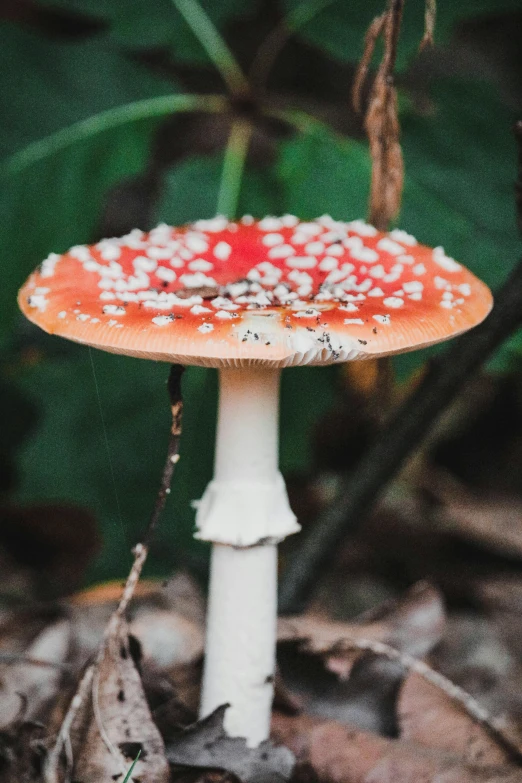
left=165, top=705, right=295, bottom=783
left=278, top=581, right=445, bottom=681
left=272, top=712, right=522, bottom=783
left=130, top=609, right=204, bottom=670
left=398, top=672, right=510, bottom=767
left=69, top=615, right=169, bottom=783
left=0, top=619, right=71, bottom=726
left=0, top=717, right=47, bottom=783
left=69, top=572, right=205, bottom=670
left=278, top=581, right=444, bottom=656
left=473, top=576, right=522, bottom=615
left=426, top=469, right=522, bottom=559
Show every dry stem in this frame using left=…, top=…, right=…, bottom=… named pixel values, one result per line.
left=420, top=0, right=437, bottom=50
left=361, top=0, right=405, bottom=230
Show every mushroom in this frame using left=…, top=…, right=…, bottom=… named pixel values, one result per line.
left=18, top=215, right=492, bottom=747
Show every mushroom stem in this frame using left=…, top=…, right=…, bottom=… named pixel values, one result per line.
left=196, top=367, right=299, bottom=547
left=197, top=366, right=299, bottom=746
left=215, top=366, right=280, bottom=485
left=201, top=541, right=277, bottom=746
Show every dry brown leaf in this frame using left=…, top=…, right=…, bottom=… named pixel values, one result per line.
left=420, top=0, right=437, bottom=50
left=0, top=619, right=71, bottom=726
left=428, top=470, right=522, bottom=559
left=474, top=576, right=522, bottom=615
left=165, top=706, right=294, bottom=783
left=0, top=718, right=47, bottom=783
left=69, top=615, right=169, bottom=783
left=272, top=712, right=522, bottom=783
left=364, top=0, right=404, bottom=230
left=352, top=12, right=386, bottom=114
left=130, top=609, right=204, bottom=670
left=398, top=672, right=510, bottom=767
left=68, top=572, right=204, bottom=671
left=278, top=581, right=445, bottom=671
left=365, top=77, right=403, bottom=230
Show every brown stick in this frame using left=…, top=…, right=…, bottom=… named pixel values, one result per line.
left=364, top=0, right=405, bottom=231
left=420, top=0, right=437, bottom=50
left=352, top=13, right=386, bottom=114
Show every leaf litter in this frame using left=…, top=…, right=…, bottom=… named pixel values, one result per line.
left=3, top=377, right=522, bottom=781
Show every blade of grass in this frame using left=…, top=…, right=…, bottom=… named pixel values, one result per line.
left=216, top=119, right=253, bottom=218
left=2, top=93, right=227, bottom=176
left=171, top=0, right=249, bottom=96
left=122, top=750, right=141, bottom=783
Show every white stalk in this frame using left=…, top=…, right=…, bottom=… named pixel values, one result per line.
left=196, top=366, right=299, bottom=746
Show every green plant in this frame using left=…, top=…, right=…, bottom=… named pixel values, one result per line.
left=122, top=750, right=141, bottom=783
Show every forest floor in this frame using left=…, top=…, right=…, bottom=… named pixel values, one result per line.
left=3, top=369, right=522, bottom=782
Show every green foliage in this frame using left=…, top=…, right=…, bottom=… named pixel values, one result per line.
left=401, top=79, right=519, bottom=289
left=281, top=0, right=522, bottom=71
left=3, top=0, right=522, bottom=585
left=156, top=154, right=281, bottom=224
left=14, top=349, right=217, bottom=581
left=36, top=0, right=260, bottom=63
left=0, top=23, right=176, bottom=337
left=399, top=78, right=520, bottom=369
left=277, top=123, right=371, bottom=218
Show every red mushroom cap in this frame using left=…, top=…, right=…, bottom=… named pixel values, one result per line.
left=18, top=215, right=492, bottom=368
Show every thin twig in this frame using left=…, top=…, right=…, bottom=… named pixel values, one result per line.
left=330, top=637, right=522, bottom=764
left=279, top=125, right=522, bottom=613
left=420, top=0, right=437, bottom=50
left=44, top=664, right=95, bottom=783
left=170, top=0, right=249, bottom=96
left=142, top=364, right=185, bottom=549
left=216, top=120, right=253, bottom=219
left=0, top=654, right=71, bottom=670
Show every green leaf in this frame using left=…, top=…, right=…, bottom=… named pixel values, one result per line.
left=400, top=79, right=519, bottom=289
left=276, top=122, right=371, bottom=219
left=398, top=78, right=521, bottom=372
left=280, top=0, right=522, bottom=71
left=156, top=153, right=282, bottom=224
left=36, top=0, right=260, bottom=64
left=0, top=22, right=176, bottom=336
